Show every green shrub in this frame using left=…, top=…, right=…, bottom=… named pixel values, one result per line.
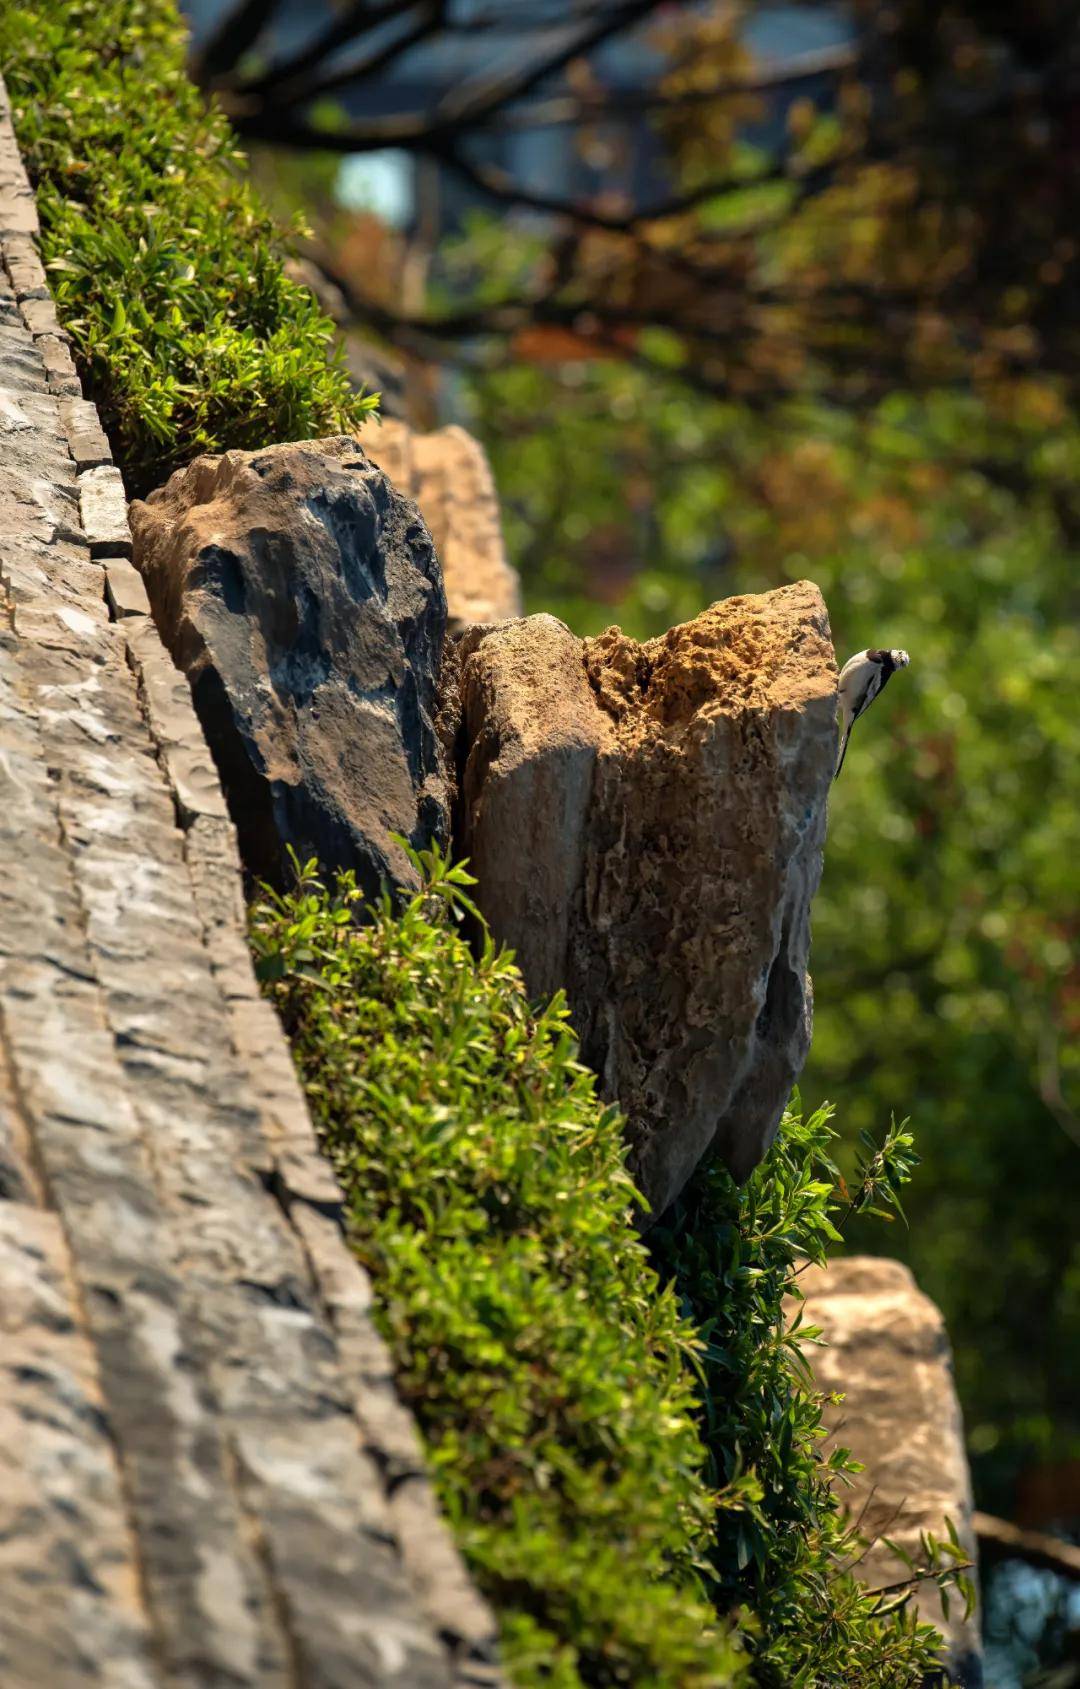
left=250, top=848, right=747, bottom=1688
left=653, top=1109, right=974, bottom=1687
left=0, top=0, right=375, bottom=495
left=250, top=847, right=972, bottom=1686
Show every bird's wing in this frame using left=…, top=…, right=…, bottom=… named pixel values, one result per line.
left=838, top=653, right=873, bottom=708
left=849, top=666, right=883, bottom=724
left=834, top=658, right=881, bottom=779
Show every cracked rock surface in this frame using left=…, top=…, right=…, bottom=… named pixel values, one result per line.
left=457, top=584, right=837, bottom=1216
left=130, top=435, right=450, bottom=893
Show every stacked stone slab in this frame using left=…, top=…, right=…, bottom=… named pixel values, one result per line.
left=0, top=72, right=499, bottom=1689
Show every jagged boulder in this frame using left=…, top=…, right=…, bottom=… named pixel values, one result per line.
left=357, top=417, right=521, bottom=629
left=796, top=1258, right=982, bottom=1688
left=129, top=436, right=449, bottom=892
left=456, top=582, right=837, bottom=1215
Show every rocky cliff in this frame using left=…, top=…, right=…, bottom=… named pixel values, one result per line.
left=0, top=51, right=987, bottom=1689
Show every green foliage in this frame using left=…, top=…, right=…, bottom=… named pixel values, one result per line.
left=249, top=847, right=745, bottom=1688
left=654, top=1106, right=973, bottom=1688
left=251, top=847, right=969, bottom=1686
left=459, top=349, right=1080, bottom=1513
left=0, top=0, right=376, bottom=495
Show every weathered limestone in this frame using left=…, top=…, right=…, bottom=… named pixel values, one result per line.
left=104, top=556, right=151, bottom=619
left=797, top=1257, right=983, bottom=1687
left=0, top=75, right=501, bottom=1686
left=59, top=396, right=112, bottom=470
left=0, top=1202, right=158, bottom=1687
left=78, top=463, right=131, bottom=556
left=357, top=416, right=522, bottom=629
left=457, top=584, right=837, bottom=1215
left=0, top=80, right=38, bottom=239
left=129, top=436, right=450, bottom=892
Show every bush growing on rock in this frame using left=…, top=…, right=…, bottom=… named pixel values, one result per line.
left=251, top=845, right=970, bottom=1687
left=0, top=0, right=375, bottom=496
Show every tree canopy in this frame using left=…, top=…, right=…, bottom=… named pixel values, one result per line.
left=196, top=0, right=1080, bottom=411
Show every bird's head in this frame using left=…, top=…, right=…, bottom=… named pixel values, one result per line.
left=889, top=649, right=910, bottom=670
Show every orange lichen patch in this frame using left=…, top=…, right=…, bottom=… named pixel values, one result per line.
left=583, top=581, right=836, bottom=732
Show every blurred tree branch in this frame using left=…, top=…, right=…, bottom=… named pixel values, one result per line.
left=974, top=1512, right=1080, bottom=1582
left=192, top=0, right=1080, bottom=408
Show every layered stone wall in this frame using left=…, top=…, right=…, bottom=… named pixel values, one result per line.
left=0, top=73, right=498, bottom=1689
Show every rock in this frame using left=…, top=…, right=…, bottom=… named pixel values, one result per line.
left=357, top=416, right=521, bottom=629
left=59, top=396, right=112, bottom=470
left=129, top=435, right=449, bottom=892
left=459, top=613, right=614, bottom=1003
left=457, top=582, right=836, bottom=1214
left=104, top=558, right=151, bottom=621
left=795, top=1257, right=982, bottom=1688
left=78, top=464, right=131, bottom=557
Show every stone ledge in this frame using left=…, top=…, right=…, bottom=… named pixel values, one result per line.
left=60, top=395, right=113, bottom=469
left=0, top=66, right=502, bottom=1688
left=78, top=463, right=132, bottom=556
left=104, top=556, right=150, bottom=619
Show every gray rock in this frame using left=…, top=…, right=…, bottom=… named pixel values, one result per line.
left=129, top=436, right=450, bottom=892
left=59, top=395, right=113, bottom=469
left=457, top=584, right=837, bottom=1215
left=37, top=332, right=81, bottom=395
left=4, top=233, right=49, bottom=300
left=20, top=293, right=67, bottom=340
left=105, top=558, right=150, bottom=619
left=795, top=1257, right=983, bottom=1687
left=357, top=417, right=521, bottom=630
left=0, top=1203, right=159, bottom=1688
left=78, top=463, right=131, bottom=555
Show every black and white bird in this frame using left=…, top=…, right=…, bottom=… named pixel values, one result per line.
left=834, top=648, right=910, bottom=778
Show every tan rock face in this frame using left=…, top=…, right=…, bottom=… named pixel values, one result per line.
left=130, top=436, right=449, bottom=893
left=357, top=417, right=522, bottom=629
left=459, top=614, right=615, bottom=1003
left=795, top=1258, right=982, bottom=1688
left=457, top=581, right=837, bottom=1215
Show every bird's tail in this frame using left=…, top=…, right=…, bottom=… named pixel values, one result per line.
left=834, top=724, right=852, bottom=780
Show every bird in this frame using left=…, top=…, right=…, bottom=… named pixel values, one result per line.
left=834, top=648, right=910, bottom=778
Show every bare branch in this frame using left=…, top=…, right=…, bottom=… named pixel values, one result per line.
left=272, top=6, right=447, bottom=110
left=439, top=146, right=829, bottom=233
left=478, top=43, right=859, bottom=132
left=194, top=0, right=282, bottom=86
left=974, top=1512, right=1080, bottom=1582
left=234, top=0, right=428, bottom=101
left=866, top=1558, right=975, bottom=1606
left=432, top=0, right=664, bottom=133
